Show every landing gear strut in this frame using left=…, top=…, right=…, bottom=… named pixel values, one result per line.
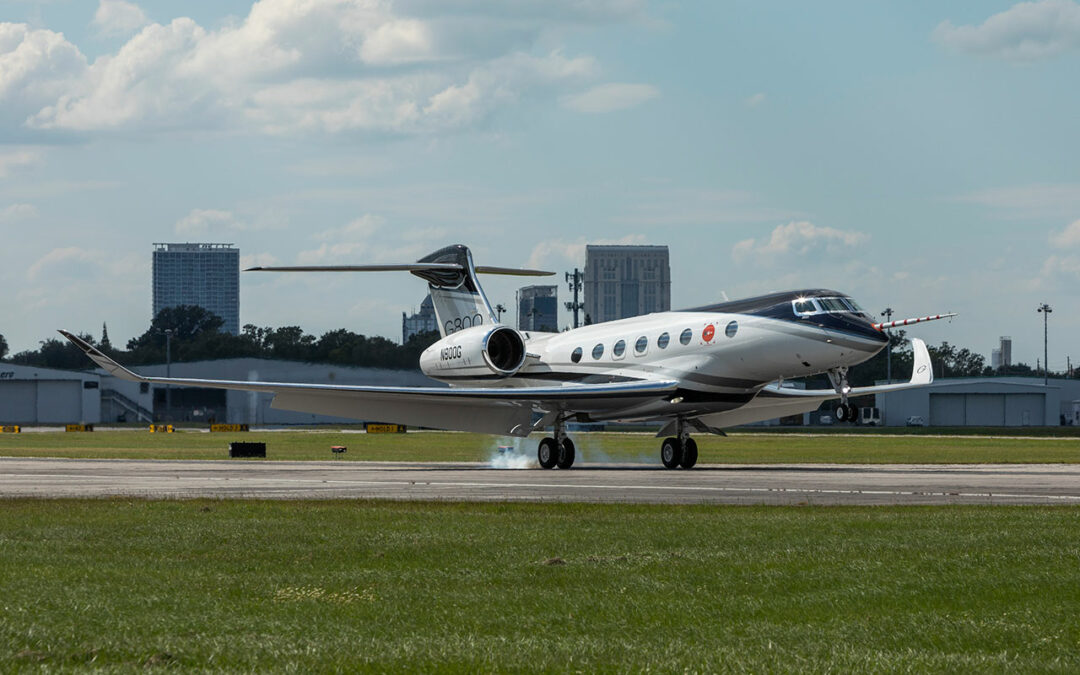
left=661, top=418, right=698, bottom=469
left=828, top=367, right=853, bottom=423
left=537, top=417, right=575, bottom=469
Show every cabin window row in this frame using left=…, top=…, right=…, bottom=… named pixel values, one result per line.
left=569, top=321, right=739, bottom=363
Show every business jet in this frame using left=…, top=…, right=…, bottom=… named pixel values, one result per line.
left=59, top=244, right=953, bottom=470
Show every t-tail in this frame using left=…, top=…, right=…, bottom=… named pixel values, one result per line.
left=245, top=244, right=553, bottom=338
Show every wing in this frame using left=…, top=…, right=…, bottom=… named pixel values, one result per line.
left=694, top=338, right=934, bottom=429
left=58, top=330, right=677, bottom=436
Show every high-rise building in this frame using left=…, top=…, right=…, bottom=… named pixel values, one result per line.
left=991, top=348, right=1002, bottom=370
left=1000, top=336, right=1013, bottom=369
left=402, top=295, right=438, bottom=342
left=152, top=243, right=240, bottom=334
left=583, top=245, right=670, bottom=324
left=517, top=285, right=558, bottom=332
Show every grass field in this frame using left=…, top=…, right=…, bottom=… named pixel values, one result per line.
left=2, top=429, right=1080, bottom=464
left=1, top=500, right=1078, bottom=671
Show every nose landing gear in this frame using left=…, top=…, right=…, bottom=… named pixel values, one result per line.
left=828, top=367, right=854, bottom=423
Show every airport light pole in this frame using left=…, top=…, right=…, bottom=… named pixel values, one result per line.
left=164, top=328, right=174, bottom=422
left=565, top=269, right=584, bottom=329
left=881, top=307, right=894, bottom=383
left=1038, top=303, right=1052, bottom=386
left=494, top=304, right=506, bottom=322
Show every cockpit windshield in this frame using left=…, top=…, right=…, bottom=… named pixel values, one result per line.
left=792, top=296, right=871, bottom=319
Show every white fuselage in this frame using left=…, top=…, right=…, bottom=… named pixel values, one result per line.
left=432, top=309, right=885, bottom=396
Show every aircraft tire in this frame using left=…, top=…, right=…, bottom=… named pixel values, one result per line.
left=835, top=404, right=849, bottom=422
left=680, top=438, right=698, bottom=469
left=661, top=437, right=682, bottom=469
left=538, top=437, right=558, bottom=469
left=556, top=438, right=576, bottom=469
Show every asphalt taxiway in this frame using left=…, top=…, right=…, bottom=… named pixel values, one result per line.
left=3, top=457, right=1080, bottom=504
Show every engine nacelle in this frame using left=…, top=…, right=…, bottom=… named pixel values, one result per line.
left=420, top=325, right=527, bottom=380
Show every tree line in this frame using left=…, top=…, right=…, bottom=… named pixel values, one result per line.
left=1, top=306, right=441, bottom=372
left=0, top=309, right=1069, bottom=381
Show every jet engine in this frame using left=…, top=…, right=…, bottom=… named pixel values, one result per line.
left=420, top=325, right=527, bottom=380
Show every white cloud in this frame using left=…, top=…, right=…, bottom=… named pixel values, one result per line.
left=174, top=209, right=243, bottom=236
left=934, top=0, right=1080, bottom=61
left=952, top=183, right=1080, bottom=219
left=1050, top=219, right=1080, bottom=247
left=1, top=0, right=633, bottom=139
left=313, top=214, right=386, bottom=241
left=93, top=0, right=150, bottom=38
left=526, top=233, right=647, bottom=269
left=561, top=82, right=658, bottom=113
left=240, top=252, right=279, bottom=269
left=0, top=148, right=43, bottom=177
left=732, top=221, right=869, bottom=263
left=0, top=203, right=38, bottom=222
left=744, top=92, right=766, bottom=107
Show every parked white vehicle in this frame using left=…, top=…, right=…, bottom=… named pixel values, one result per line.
left=906, top=415, right=926, bottom=427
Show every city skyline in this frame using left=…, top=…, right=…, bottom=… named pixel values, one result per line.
left=0, top=1, right=1077, bottom=370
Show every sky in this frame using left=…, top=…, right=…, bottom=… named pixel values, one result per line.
left=0, top=0, right=1078, bottom=371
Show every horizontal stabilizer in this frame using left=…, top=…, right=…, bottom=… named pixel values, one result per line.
left=246, top=263, right=553, bottom=276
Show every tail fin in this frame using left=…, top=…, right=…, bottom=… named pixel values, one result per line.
left=411, top=245, right=496, bottom=336
left=245, top=244, right=553, bottom=338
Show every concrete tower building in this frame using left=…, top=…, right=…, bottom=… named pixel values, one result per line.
left=152, top=243, right=240, bottom=334
left=583, top=245, right=670, bottom=324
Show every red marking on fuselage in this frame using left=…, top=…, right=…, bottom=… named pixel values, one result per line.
left=702, top=324, right=715, bottom=342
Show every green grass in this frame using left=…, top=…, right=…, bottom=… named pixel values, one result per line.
left=1, top=500, right=1079, bottom=671
left=2, top=429, right=1080, bottom=464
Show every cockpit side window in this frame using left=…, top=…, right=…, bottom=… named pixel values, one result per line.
left=793, top=299, right=817, bottom=315
left=820, top=298, right=848, bottom=312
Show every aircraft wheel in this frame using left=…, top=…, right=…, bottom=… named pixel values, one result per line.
left=661, top=437, right=682, bottom=469
left=680, top=438, right=698, bottom=469
left=538, top=437, right=558, bottom=469
left=556, top=438, right=576, bottom=469
left=834, top=404, right=849, bottom=422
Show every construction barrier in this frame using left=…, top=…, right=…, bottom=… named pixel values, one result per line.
left=66, top=424, right=94, bottom=432
left=149, top=425, right=174, bottom=433
left=0, top=425, right=19, bottom=433
left=210, top=424, right=249, bottom=432
left=365, top=423, right=406, bottom=434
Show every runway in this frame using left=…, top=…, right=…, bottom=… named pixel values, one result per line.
left=3, top=457, right=1080, bottom=504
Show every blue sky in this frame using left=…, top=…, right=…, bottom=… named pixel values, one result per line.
left=1, top=0, right=1078, bottom=370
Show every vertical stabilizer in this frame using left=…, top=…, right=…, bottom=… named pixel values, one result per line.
left=411, top=245, right=498, bottom=337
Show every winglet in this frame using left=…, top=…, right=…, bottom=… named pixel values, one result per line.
left=57, top=330, right=146, bottom=382
left=910, top=337, right=933, bottom=386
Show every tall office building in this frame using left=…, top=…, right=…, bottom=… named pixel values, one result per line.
left=152, top=243, right=240, bottom=334
left=584, top=245, right=670, bottom=324
left=999, top=336, right=1013, bottom=369
left=402, top=295, right=438, bottom=342
left=517, top=285, right=558, bottom=332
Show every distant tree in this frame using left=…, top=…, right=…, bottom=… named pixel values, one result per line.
left=11, top=334, right=98, bottom=370
left=127, top=305, right=225, bottom=351
left=100, top=322, right=112, bottom=351
left=0, top=333, right=7, bottom=361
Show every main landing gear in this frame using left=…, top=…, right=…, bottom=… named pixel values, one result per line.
left=828, top=366, right=855, bottom=423
left=537, top=418, right=575, bottom=470
left=660, top=418, right=698, bottom=469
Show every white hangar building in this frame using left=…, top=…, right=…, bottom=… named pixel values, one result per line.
left=877, top=377, right=1080, bottom=427
left=0, top=364, right=101, bottom=425
left=0, top=359, right=438, bottom=426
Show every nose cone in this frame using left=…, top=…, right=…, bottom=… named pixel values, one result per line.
left=818, top=313, right=889, bottom=351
